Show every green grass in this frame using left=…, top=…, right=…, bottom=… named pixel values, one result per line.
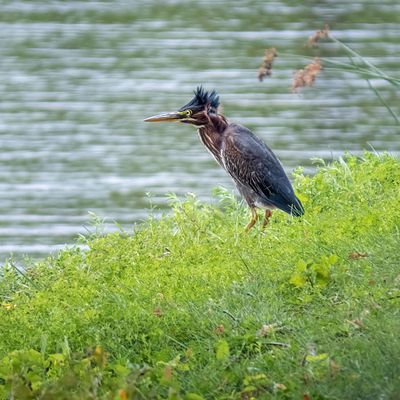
left=1, top=153, right=400, bottom=399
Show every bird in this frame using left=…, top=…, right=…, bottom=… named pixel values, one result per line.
left=144, top=87, right=304, bottom=231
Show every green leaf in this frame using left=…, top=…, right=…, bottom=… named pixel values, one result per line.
left=185, top=394, right=205, bottom=400
left=306, top=353, right=329, bottom=363
left=215, top=340, right=230, bottom=362
left=328, top=254, right=338, bottom=265
left=290, top=273, right=307, bottom=288
left=295, top=259, right=308, bottom=272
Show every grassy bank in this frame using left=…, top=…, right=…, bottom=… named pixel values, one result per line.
left=0, top=153, right=399, bottom=399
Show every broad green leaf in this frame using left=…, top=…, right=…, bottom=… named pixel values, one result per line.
left=215, top=340, right=230, bottom=362
left=306, top=353, right=329, bottom=362
left=290, top=273, right=307, bottom=288
left=185, top=394, right=205, bottom=400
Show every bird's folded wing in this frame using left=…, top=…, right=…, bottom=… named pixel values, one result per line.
left=221, top=128, right=301, bottom=214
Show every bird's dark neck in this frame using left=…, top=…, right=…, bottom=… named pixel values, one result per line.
left=197, top=114, right=228, bottom=165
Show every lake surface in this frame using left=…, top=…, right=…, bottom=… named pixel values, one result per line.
left=0, top=0, right=399, bottom=262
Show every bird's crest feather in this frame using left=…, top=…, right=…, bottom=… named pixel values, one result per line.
left=179, top=86, right=220, bottom=111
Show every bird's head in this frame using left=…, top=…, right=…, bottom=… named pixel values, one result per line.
left=144, top=86, right=220, bottom=127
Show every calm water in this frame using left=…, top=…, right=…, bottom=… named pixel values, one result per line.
left=0, top=0, right=399, bottom=262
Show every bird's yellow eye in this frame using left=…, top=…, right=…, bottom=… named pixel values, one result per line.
left=186, top=109, right=192, bottom=117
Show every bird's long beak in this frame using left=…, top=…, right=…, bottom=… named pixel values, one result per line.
left=144, top=112, right=182, bottom=122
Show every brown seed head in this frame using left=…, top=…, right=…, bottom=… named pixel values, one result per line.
left=292, top=58, right=322, bottom=92
left=153, top=307, right=162, bottom=317
left=214, top=324, right=225, bottom=334
left=349, top=251, right=369, bottom=260
left=307, top=24, right=330, bottom=47
left=258, top=47, right=278, bottom=81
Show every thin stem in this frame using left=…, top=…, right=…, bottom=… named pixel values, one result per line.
left=9, top=261, right=41, bottom=289
left=282, top=52, right=400, bottom=86
left=329, top=35, right=388, bottom=77
left=366, top=79, right=400, bottom=124
left=223, top=309, right=239, bottom=323
left=321, top=66, right=400, bottom=86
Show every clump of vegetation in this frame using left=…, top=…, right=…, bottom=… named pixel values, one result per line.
left=1, top=153, right=400, bottom=399
left=259, top=26, right=400, bottom=124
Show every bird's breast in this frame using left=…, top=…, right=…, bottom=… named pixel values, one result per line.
left=197, top=128, right=223, bottom=167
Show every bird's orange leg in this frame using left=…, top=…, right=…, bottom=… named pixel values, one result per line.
left=262, top=209, right=273, bottom=229
left=245, top=207, right=258, bottom=232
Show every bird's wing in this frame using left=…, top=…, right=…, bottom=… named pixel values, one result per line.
left=221, top=124, right=303, bottom=215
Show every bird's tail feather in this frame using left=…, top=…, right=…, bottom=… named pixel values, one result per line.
left=290, top=196, right=304, bottom=217
left=267, top=194, right=304, bottom=217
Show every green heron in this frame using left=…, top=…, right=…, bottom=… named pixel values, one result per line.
left=144, top=87, right=304, bottom=231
